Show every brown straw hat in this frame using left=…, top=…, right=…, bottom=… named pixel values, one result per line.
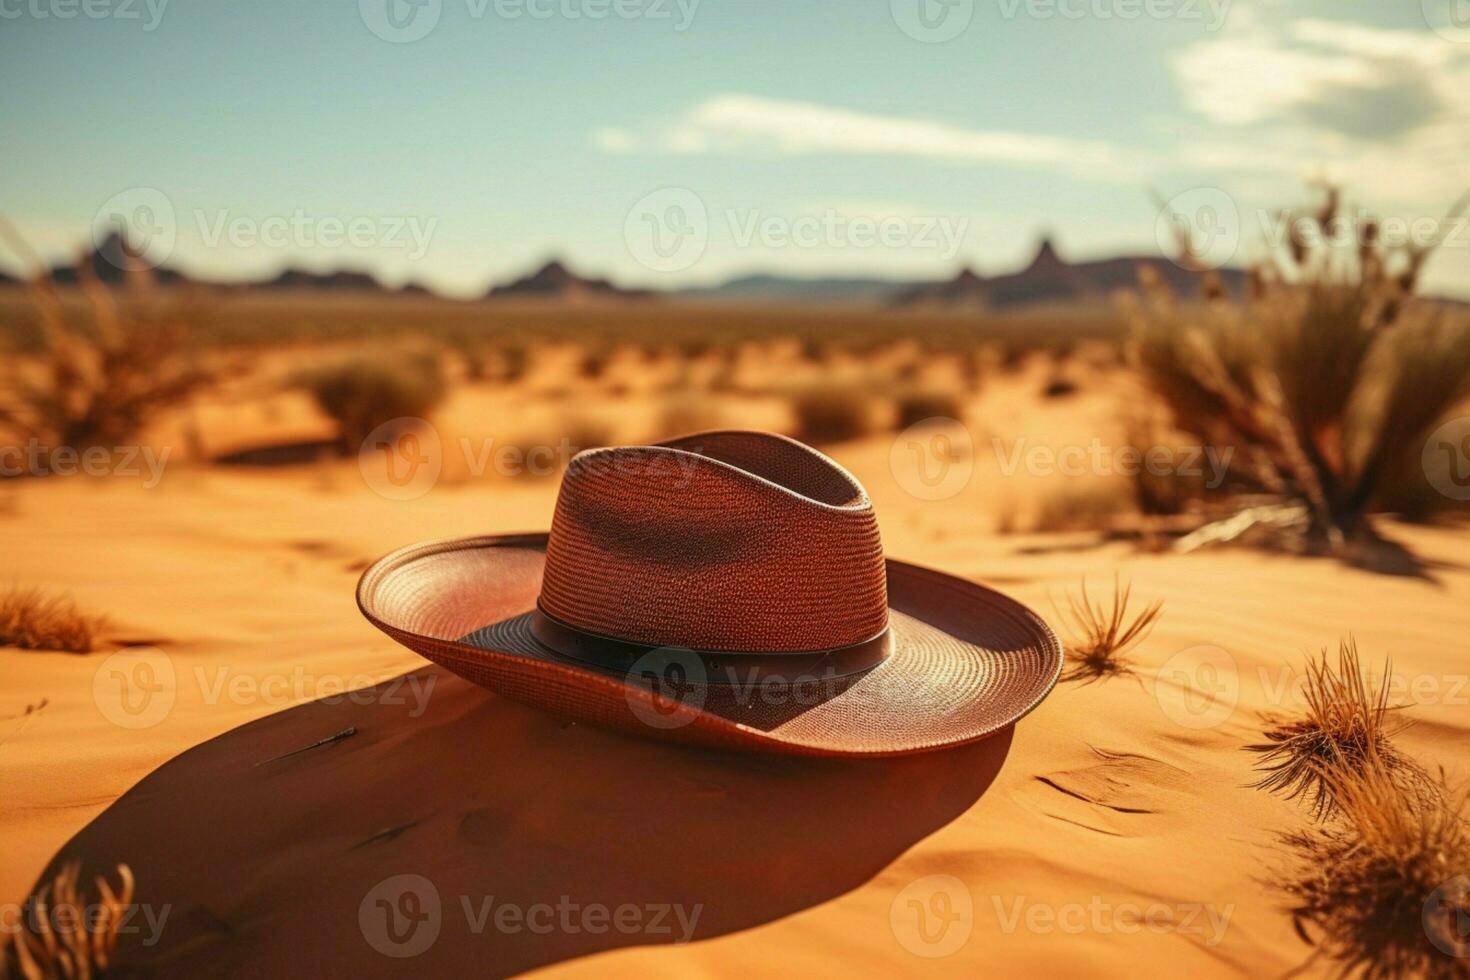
left=357, top=431, right=1062, bottom=757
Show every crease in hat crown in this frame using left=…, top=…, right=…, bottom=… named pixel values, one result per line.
left=536, top=431, right=889, bottom=654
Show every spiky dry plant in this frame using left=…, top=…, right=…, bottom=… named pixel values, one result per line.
left=1134, top=186, right=1470, bottom=554
left=2, top=863, right=135, bottom=979
left=1278, top=744, right=1470, bottom=980
left=1248, top=640, right=1429, bottom=819
left=0, top=221, right=208, bottom=470
left=1056, top=576, right=1163, bottom=683
left=0, top=587, right=105, bottom=653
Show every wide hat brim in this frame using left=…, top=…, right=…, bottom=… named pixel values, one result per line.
left=357, top=533, right=1063, bottom=757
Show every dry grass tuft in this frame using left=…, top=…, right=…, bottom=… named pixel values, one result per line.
left=788, top=382, right=875, bottom=445
left=893, top=388, right=965, bottom=431
left=1041, top=374, right=1079, bottom=399
left=1056, top=577, right=1162, bottom=683
left=1134, top=185, right=1470, bottom=554
left=291, top=349, right=446, bottom=452
left=3, top=862, right=135, bottom=979
left=1278, top=745, right=1469, bottom=979
left=1248, top=640, right=1429, bottom=819
left=0, top=222, right=208, bottom=470
left=0, top=587, right=104, bottom=653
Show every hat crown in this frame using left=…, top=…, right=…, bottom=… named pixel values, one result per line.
left=537, top=431, right=888, bottom=653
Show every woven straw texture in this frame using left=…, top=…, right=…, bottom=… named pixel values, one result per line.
left=357, top=534, right=1063, bottom=757
left=539, top=432, right=887, bottom=652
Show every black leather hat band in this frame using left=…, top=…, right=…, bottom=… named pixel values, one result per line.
left=529, top=605, right=892, bottom=687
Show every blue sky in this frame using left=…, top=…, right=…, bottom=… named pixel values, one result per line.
left=3, top=0, right=1468, bottom=296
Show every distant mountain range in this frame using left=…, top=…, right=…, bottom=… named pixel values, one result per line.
left=7, top=231, right=1249, bottom=309
left=47, top=231, right=190, bottom=287
left=27, top=231, right=430, bottom=295
left=891, top=238, right=1247, bottom=309
left=671, top=239, right=1247, bottom=307
left=486, top=259, right=648, bottom=300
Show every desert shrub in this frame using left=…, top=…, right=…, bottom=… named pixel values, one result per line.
left=789, top=382, right=874, bottom=445
left=1376, top=457, right=1470, bottom=524
left=894, top=388, right=964, bottom=431
left=443, top=330, right=490, bottom=381
left=957, top=348, right=985, bottom=389
left=0, top=227, right=207, bottom=471
left=292, top=350, right=445, bottom=451
left=579, top=344, right=614, bottom=380
left=3, top=863, right=134, bottom=978
left=498, top=344, right=529, bottom=383
left=1041, top=375, right=1079, bottom=399
left=1135, top=186, right=1470, bottom=552
left=0, top=587, right=104, bottom=652
left=799, top=338, right=828, bottom=363
left=1248, top=640, right=1430, bottom=819
left=1278, top=743, right=1467, bottom=979
left=1056, top=577, right=1162, bottom=683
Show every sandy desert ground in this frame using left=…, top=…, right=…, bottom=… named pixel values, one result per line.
left=4, top=360, right=1469, bottom=978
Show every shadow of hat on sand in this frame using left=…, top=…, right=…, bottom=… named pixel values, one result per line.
left=28, top=666, right=1010, bottom=977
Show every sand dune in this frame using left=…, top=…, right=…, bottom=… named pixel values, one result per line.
left=4, top=442, right=1469, bottom=976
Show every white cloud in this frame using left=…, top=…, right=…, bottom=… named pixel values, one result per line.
left=1165, top=13, right=1470, bottom=206
left=590, top=127, right=636, bottom=153
left=1171, top=14, right=1466, bottom=131
left=592, top=93, right=1147, bottom=182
